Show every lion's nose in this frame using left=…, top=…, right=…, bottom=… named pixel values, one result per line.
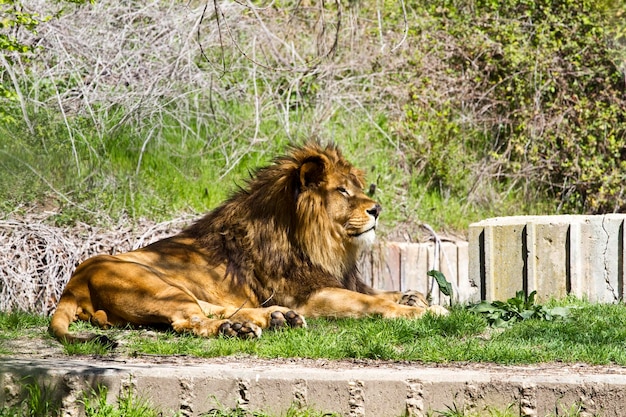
left=367, top=204, right=382, bottom=219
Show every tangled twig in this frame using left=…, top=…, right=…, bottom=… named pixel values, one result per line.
left=0, top=216, right=193, bottom=315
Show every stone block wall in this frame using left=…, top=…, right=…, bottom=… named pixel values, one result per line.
left=469, top=215, right=626, bottom=303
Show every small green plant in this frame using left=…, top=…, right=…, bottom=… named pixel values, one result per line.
left=81, top=384, right=172, bottom=417
left=203, top=404, right=340, bottom=417
left=0, top=310, right=48, bottom=332
left=0, top=381, right=60, bottom=417
left=427, top=269, right=453, bottom=301
left=433, top=403, right=517, bottom=417
left=25, top=382, right=61, bottom=417
left=469, top=291, right=572, bottom=328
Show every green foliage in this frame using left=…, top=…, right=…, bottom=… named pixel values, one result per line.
left=1, top=0, right=90, bottom=54
left=469, top=291, right=572, bottom=328
left=0, top=0, right=41, bottom=117
left=0, top=310, right=48, bottom=331
left=81, top=385, right=168, bottom=417
left=433, top=403, right=517, bottom=417
left=398, top=0, right=626, bottom=214
left=427, top=269, right=453, bottom=299
left=0, top=1, right=45, bottom=49
left=0, top=0, right=76, bottom=124
left=1, top=0, right=625, bottom=231
left=0, top=381, right=61, bottom=417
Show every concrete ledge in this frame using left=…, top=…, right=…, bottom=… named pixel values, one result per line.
left=2, top=357, right=626, bottom=416
left=469, top=215, right=626, bottom=302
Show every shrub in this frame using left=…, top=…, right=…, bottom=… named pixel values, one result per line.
left=397, top=0, right=626, bottom=213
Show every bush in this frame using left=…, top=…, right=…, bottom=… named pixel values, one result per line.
left=397, top=0, right=626, bottom=213
left=2, top=0, right=625, bottom=230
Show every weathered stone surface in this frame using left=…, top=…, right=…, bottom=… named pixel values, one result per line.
left=470, top=215, right=626, bottom=302
left=4, top=357, right=626, bottom=417
left=362, top=240, right=476, bottom=304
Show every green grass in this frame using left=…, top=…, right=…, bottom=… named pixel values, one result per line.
left=0, top=382, right=61, bottom=417
left=0, top=311, right=48, bottom=332
left=0, top=310, right=48, bottom=353
left=81, top=385, right=173, bottom=417
left=116, top=301, right=626, bottom=365
left=4, top=300, right=626, bottom=365
left=202, top=406, right=341, bottom=417
left=0, top=382, right=173, bottom=417
left=0, top=94, right=540, bottom=234
left=0, top=103, right=291, bottom=225
left=430, top=403, right=587, bottom=417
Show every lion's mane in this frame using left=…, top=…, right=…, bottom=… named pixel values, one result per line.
left=182, top=142, right=371, bottom=307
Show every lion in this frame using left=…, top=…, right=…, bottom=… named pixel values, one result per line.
left=50, top=142, right=447, bottom=344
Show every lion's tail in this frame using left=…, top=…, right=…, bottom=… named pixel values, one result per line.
left=48, top=294, right=115, bottom=346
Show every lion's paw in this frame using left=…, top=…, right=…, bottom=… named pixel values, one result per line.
left=427, top=305, right=449, bottom=316
left=269, top=310, right=307, bottom=330
left=399, top=291, right=428, bottom=308
left=218, top=321, right=262, bottom=339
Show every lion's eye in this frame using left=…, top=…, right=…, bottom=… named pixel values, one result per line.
left=337, top=187, right=350, bottom=197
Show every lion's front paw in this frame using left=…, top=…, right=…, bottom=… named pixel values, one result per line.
left=218, top=321, right=262, bottom=339
left=269, top=310, right=307, bottom=330
left=399, top=291, right=429, bottom=308
left=427, top=305, right=449, bottom=316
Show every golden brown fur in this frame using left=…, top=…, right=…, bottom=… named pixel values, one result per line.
left=50, top=142, right=446, bottom=343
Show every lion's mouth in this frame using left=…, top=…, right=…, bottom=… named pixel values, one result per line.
left=349, top=226, right=376, bottom=238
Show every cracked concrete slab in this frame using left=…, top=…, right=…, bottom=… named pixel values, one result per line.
left=469, top=215, right=626, bottom=302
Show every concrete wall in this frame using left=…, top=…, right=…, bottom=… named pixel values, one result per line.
left=6, top=357, right=626, bottom=417
left=359, top=241, right=478, bottom=304
left=469, top=215, right=626, bottom=303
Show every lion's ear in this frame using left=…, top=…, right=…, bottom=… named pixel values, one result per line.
left=299, top=156, right=328, bottom=189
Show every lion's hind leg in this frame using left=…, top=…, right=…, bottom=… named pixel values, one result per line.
left=198, top=302, right=306, bottom=331
left=170, top=311, right=261, bottom=339
left=84, top=262, right=263, bottom=339
left=109, top=294, right=263, bottom=340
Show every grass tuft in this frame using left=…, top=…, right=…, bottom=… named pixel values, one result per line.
left=81, top=385, right=166, bottom=417
left=0, top=310, right=48, bottom=332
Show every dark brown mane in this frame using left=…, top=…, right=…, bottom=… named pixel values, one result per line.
left=181, top=142, right=366, bottom=305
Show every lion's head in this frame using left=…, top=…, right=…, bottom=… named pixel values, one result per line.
left=288, top=143, right=381, bottom=275
left=185, top=142, right=381, bottom=298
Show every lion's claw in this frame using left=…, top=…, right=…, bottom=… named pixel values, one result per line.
left=219, top=321, right=262, bottom=339
left=285, top=310, right=307, bottom=328
left=269, top=311, right=286, bottom=329
left=399, top=291, right=428, bottom=308
left=269, top=310, right=307, bottom=330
